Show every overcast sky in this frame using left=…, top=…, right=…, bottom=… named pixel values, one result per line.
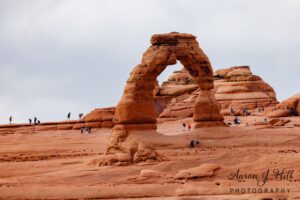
left=0, top=0, right=299, bottom=123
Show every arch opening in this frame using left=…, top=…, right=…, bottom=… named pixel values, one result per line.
left=157, top=62, right=183, bottom=86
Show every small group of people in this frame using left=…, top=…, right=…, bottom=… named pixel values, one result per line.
left=230, top=107, right=250, bottom=116
left=257, top=106, right=265, bottom=112
left=8, top=116, right=40, bottom=125
left=7, top=112, right=85, bottom=125
left=189, top=139, right=200, bottom=148
left=29, top=117, right=41, bottom=125
left=182, top=122, right=192, bottom=131
left=242, top=108, right=249, bottom=116
left=80, top=127, right=91, bottom=134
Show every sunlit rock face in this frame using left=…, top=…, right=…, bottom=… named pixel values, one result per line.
left=156, top=66, right=278, bottom=118
left=113, top=32, right=223, bottom=127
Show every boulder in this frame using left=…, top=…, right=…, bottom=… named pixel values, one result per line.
left=266, top=110, right=291, bottom=118
left=83, top=109, right=103, bottom=122
left=83, top=107, right=115, bottom=123
left=116, top=153, right=132, bottom=164
left=274, top=119, right=291, bottom=126
left=140, top=169, right=164, bottom=177
left=133, top=143, right=158, bottom=163
left=268, top=118, right=290, bottom=126
left=175, top=163, right=220, bottom=179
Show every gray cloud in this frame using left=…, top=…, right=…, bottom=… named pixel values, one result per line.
left=0, top=0, right=299, bottom=123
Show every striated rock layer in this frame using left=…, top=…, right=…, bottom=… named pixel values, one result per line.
left=0, top=107, right=115, bottom=135
left=265, top=93, right=300, bottom=117
left=156, top=66, right=278, bottom=118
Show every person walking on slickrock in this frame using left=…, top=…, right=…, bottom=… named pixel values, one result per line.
left=34, top=117, right=37, bottom=125
left=67, top=112, right=71, bottom=120
left=29, top=119, right=32, bottom=124
left=9, top=116, right=12, bottom=124
left=242, top=108, right=248, bottom=116
left=230, top=107, right=234, bottom=116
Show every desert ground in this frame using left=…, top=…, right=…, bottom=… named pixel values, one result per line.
left=1, top=116, right=300, bottom=199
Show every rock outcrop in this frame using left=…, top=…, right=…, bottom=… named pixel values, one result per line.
left=156, top=66, right=278, bottom=118
left=175, top=163, right=220, bottom=179
left=113, top=32, right=223, bottom=128
left=265, top=93, right=300, bottom=117
left=83, top=107, right=115, bottom=127
left=0, top=107, right=115, bottom=135
left=104, top=32, right=224, bottom=164
left=214, top=66, right=278, bottom=115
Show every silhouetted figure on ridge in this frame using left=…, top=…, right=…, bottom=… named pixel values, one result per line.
left=67, top=112, right=71, bottom=120
left=9, top=116, right=12, bottom=124
left=29, top=119, right=32, bottom=124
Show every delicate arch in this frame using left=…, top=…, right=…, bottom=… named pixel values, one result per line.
left=114, top=32, right=223, bottom=127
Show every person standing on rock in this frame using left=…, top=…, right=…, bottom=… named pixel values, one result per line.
left=29, top=119, right=32, bottom=124
left=234, top=116, right=240, bottom=125
left=182, top=122, right=186, bottom=131
left=67, top=112, right=71, bottom=120
left=9, top=116, right=12, bottom=124
left=230, top=107, right=234, bottom=116
left=188, top=122, right=192, bottom=131
left=243, top=107, right=249, bottom=116
left=34, top=117, right=37, bottom=125
left=289, top=107, right=297, bottom=116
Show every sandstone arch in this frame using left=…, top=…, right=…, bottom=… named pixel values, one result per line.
left=114, top=32, right=223, bottom=127
left=103, top=33, right=224, bottom=164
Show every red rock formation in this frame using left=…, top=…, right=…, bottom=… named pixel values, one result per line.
left=156, top=66, right=278, bottom=118
left=214, top=66, right=277, bottom=115
left=83, top=107, right=115, bottom=123
left=0, top=107, right=116, bottom=135
left=103, top=32, right=224, bottom=164
left=266, top=93, right=300, bottom=117
left=113, top=32, right=223, bottom=129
